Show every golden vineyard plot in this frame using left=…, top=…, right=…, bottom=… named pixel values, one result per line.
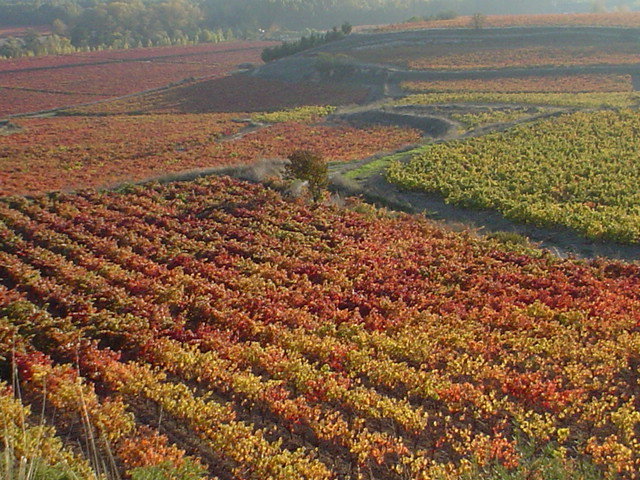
left=1, top=176, right=640, bottom=479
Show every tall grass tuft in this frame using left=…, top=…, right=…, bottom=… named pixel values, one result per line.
left=1, top=444, right=83, bottom=480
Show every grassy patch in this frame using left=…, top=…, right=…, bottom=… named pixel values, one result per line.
left=344, top=151, right=411, bottom=180
left=461, top=441, right=603, bottom=480
left=130, top=461, right=207, bottom=480
left=1, top=449, right=86, bottom=480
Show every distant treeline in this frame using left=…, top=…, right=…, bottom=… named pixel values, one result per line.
left=0, top=0, right=637, bottom=58
left=198, top=0, right=637, bottom=30
left=0, top=0, right=233, bottom=58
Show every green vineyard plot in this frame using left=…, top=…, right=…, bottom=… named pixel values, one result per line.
left=387, top=110, right=640, bottom=243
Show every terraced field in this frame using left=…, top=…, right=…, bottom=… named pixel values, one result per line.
left=348, top=43, right=640, bottom=71
left=396, top=92, right=640, bottom=108
left=401, top=74, right=635, bottom=93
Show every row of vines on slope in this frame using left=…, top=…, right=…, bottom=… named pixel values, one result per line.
left=1, top=176, right=639, bottom=479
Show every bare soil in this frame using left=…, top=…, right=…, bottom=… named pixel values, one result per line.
left=329, top=108, right=457, bottom=137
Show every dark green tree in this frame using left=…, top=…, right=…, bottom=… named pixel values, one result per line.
left=285, top=150, right=329, bottom=202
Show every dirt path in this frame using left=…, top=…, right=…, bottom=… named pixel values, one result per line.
left=217, top=120, right=270, bottom=142
left=0, top=84, right=110, bottom=96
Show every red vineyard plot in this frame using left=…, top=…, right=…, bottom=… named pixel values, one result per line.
left=0, top=114, right=421, bottom=196
left=0, top=41, right=271, bottom=116
left=0, top=88, right=106, bottom=118
left=0, top=41, right=272, bottom=73
left=70, top=75, right=370, bottom=115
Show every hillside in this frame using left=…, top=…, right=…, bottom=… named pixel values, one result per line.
left=1, top=12, right=640, bottom=480
left=251, top=25, right=640, bottom=84
left=379, top=11, right=640, bottom=30
left=0, top=41, right=272, bottom=117
left=2, top=176, right=640, bottom=479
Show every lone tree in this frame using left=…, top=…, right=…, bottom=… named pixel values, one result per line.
left=285, top=150, right=328, bottom=202
left=470, top=13, right=486, bottom=30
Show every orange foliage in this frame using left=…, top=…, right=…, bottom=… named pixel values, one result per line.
left=0, top=41, right=270, bottom=117
left=1, top=177, right=640, bottom=477
left=0, top=114, right=420, bottom=196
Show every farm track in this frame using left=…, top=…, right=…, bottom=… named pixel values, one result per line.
left=0, top=84, right=111, bottom=96
left=216, top=121, right=270, bottom=142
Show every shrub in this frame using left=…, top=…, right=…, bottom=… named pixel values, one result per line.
left=341, top=22, right=353, bottom=35
left=435, top=10, right=458, bottom=20
left=1, top=450, right=81, bottom=480
left=314, top=53, right=355, bottom=79
left=285, top=150, right=328, bottom=202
